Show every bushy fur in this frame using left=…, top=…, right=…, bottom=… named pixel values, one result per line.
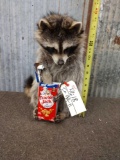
left=24, top=13, right=86, bottom=121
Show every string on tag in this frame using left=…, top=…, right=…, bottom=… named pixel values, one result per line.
left=63, top=82, right=69, bottom=86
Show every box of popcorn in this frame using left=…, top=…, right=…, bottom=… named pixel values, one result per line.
left=37, top=83, right=59, bottom=122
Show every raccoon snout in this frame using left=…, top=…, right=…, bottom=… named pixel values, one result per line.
left=58, top=59, right=64, bottom=65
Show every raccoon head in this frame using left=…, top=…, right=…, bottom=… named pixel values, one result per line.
left=35, top=13, right=85, bottom=65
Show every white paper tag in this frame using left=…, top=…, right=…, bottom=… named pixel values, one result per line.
left=61, top=81, right=86, bottom=116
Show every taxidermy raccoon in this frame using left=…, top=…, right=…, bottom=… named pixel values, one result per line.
left=24, top=13, right=86, bottom=122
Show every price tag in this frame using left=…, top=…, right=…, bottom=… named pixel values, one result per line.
left=61, top=81, right=86, bottom=116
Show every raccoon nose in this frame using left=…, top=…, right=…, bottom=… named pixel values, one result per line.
left=58, top=59, right=64, bottom=65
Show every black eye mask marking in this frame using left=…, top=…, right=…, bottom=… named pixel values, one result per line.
left=64, top=45, right=78, bottom=56
left=41, top=44, right=57, bottom=54
left=45, top=47, right=57, bottom=54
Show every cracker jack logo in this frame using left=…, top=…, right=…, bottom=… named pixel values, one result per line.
left=39, top=87, right=54, bottom=108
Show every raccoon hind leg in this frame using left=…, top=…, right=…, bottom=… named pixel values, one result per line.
left=55, top=96, right=70, bottom=122
left=30, top=80, right=39, bottom=119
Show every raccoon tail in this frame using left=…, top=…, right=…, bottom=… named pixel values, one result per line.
left=24, top=75, right=34, bottom=98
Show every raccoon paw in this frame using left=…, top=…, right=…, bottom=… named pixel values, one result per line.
left=53, top=93, right=63, bottom=102
left=55, top=112, right=69, bottom=123
left=53, top=96, right=59, bottom=102
left=33, top=108, right=38, bottom=120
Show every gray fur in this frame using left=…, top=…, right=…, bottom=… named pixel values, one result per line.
left=26, top=13, right=86, bottom=121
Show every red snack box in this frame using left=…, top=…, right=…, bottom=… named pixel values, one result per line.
left=37, top=83, right=59, bottom=122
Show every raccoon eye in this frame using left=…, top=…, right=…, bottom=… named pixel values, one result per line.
left=44, top=47, right=57, bottom=54
left=64, top=45, right=78, bottom=55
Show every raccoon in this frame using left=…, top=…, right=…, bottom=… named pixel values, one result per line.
left=24, top=13, right=86, bottom=122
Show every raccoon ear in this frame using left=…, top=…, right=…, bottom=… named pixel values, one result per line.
left=70, top=22, right=82, bottom=34
left=37, top=19, right=51, bottom=30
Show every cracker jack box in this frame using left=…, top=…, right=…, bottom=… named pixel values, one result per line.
left=37, top=83, right=59, bottom=122
left=34, top=63, right=60, bottom=122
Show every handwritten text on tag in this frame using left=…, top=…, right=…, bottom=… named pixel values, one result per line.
left=61, top=81, right=86, bottom=116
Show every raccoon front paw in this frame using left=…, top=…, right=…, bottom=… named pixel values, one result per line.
left=55, top=112, right=69, bottom=123
left=53, top=93, right=63, bottom=102
left=53, top=96, right=59, bottom=102
left=33, top=108, right=38, bottom=120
